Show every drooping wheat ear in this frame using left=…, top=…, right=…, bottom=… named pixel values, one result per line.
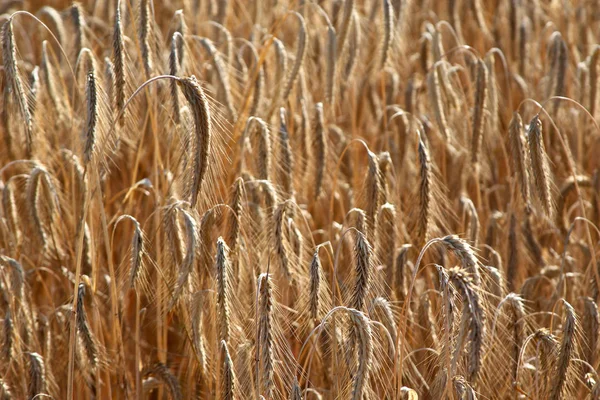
left=326, top=23, right=337, bottom=106
left=169, top=33, right=183, bottom=124
left=504, top=293, right=525, bottom=383
left=171, top=209, right=197, bottom=307
left=2, top=178, right=20, bottom=247
left=343, top=11, right=360, bottom=82
left=508, top=112, right=531, bottom=211
left=260, top=180, right=279, bottom=215
left=347, top=208, right=368, bottom=238
left=0, top=378, right=11, bottom=399
left=549, top=301, right=577, bottom=400
left=29, top=66, right=41, bottom=117
left=127, top=219, right=144, bottom=289
left=216, top=237, right=232, bottom=342
left=179, top=76, right=212, bottom=208
left=589, top=46, right=600, bottom=117
left=448, top=267, right=486, bottom=383
left=27, top=352, right=47, bottom=399
left=2, top=20, right=34, bottom=156
left=549, top=32, right=568, bottom=111
left=427, top=63, right=451, bottom=140
left=379, top=0, right=393, bottom=69
left=583, top=297, right=598, bottom=366
left=452, top=375, right=477, bottom=399
left=240, top=40, right=264, bottom=118
left=41, top=41, right=64, bottom=119
left=226, top=178, right=244, bottom=278
left=104, top=57, right=115, bottom=111
left=460, top=196, right=479, bottom=247
left=417, top=292, right=438, bottom=349
left=83, top=71, right=98, bottom=164
left=506, top=213, right=519, bottom=291
left=533, top=328, right=559, bottom=395
left=289, top=378, right=302, bottom=400
left=282, top=12, right=307, bottom=102
left=191, top=292, right=207, bottom=374
left=277, top=108, right=294, bottom=198
left=336, top=0, right=355, bottom=58
left=377, top=152, right=392, bottom=203
left=76, top=283, right=99, bottom=370
left=113, top=0, right=126, bottom=126
left=173, top=10, right=187, bottom=67
left=442, top=235, right=481, bottom=286
left=37, top=6, right=66, bottom=49
left=370, top=297, right=397, bottom=346
left=484, top=52, right=498, bottom=131
left=139, top=0, right=154, bottom=79
left=309, top=249, right=323, bottom=321
left=415, top=137, right=431, bottom=246
left=1, top=305, right=13, bottom=364
left=471, top=60, right=488, bottom=165
left=526, top=115, right=554, bottom=217
left=256, top=273, right=274, bottom=398
left=351, top=231, right=372, bottom=312
left=377, top=203, right=396, bottom=280
left=270, top=37, right=287, bottom=113
left=312, top=103, right=327, bottom=200
left=198, top=38, right=237, bottom=121
left=143, top=363, right=183, bottom=400
left=394, top=245, right=411, bottom=302
left=349, top=309, right=372, bottom=400
left=220, top=340, right=236, bottom=400
left=273, top=201, right=292, bottom=280
left=241, top=117, right=271, bottom=180
left=26, top=167, right=50, bottom=248
left=362, top=153, right=381, bottom=234
left=71, top=3, right=87, bottom=56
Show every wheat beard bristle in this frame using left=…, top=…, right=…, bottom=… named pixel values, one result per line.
left=256, top=273, right=274, bottom=398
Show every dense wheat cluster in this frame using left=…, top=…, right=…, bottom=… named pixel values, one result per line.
left=1, top=0, right=600, bottom=398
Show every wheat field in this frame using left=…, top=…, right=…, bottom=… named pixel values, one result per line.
left=0, top=0, right=599, bottom=398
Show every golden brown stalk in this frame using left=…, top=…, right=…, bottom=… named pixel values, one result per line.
left=113, top=1, right=126, bottom=126
left=589, top=46, right=600, bottom=118
left=220, top=340, right=236, bottom=400
left=216, top=237, right=231, bottom=342
left=2, top=20, right=33, bottom=156
left=179, top=76, right=212, bottom=208
left=470, top=60, right=488, bottom=165
left=526, top=115, right=554, bottom=217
